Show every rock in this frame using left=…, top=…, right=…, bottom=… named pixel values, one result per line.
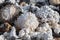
left=30, top=0, right=46, bottom=3
left=30, top=23, right=53, bottom=40
left=36, top=0, right=46, bottom=2
left=5, top=0, right=20, bottom=4
left=0, top=0, right=5, bottom=4
left=3, top=26, right=19, bottom=40
left=20, top=2, right=28, bottom=6
left=15, top=12, right=39, bottom=31
left=20, top=0, right=30, bottom=4
left=9, top=27, right=19, bottom=38
left=35, top=2, right=45, bottom=8
left=16, top=39, right=22, bottom=40
left=49, top=0, right=60, bottom=5
left=4, top=22, right=12, bottom=32
left=19, top=28, right=31, bottom=40
left=49, top=5, right=59, bottom=12
left=36, top=23, right=50, bottom=32
left=0, top=35, right=6, bottom=40
left=8, top=36, right=16, bottom=40
left=5, top=0, right=16, bottom=4
left=3, top=32, right=9, bottom=38
left=0, top=22, right=12, bottom=32
left=48, top=20, right=60, bottom=35
left=59, top=16, right=60, bottom=24
left=35, top=5, right=59, bottom=23
left=20, top=4, right=30, bottom=12
left=51, top=23, right=60, bottom=34
left=20, top=4, right=40, bottom=14
left=19, top=28, right=33, bottom=37
left=42, top=23, right=53, bottom=40
left=19, top=28, right=26, bottom=37
left=54, top=27, right=60, bottom=34
left=54, top=38, right=60, bottom=40
left=0, top=4, right=20, bottom=21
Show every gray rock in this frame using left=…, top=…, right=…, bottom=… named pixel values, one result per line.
left=0, top=0, right=5, bottom=4
left=15, top=12, right=39, bottom=31
left=35, top=5, right=59, bottom=23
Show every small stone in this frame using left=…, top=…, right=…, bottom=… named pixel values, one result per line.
left=0, top=4, right=20, bottom=21
left=0, top=0, right=5, bottom=4
left=49, top=0, right=60, bottom=5
left=15, top=12, right=39, bottom=31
